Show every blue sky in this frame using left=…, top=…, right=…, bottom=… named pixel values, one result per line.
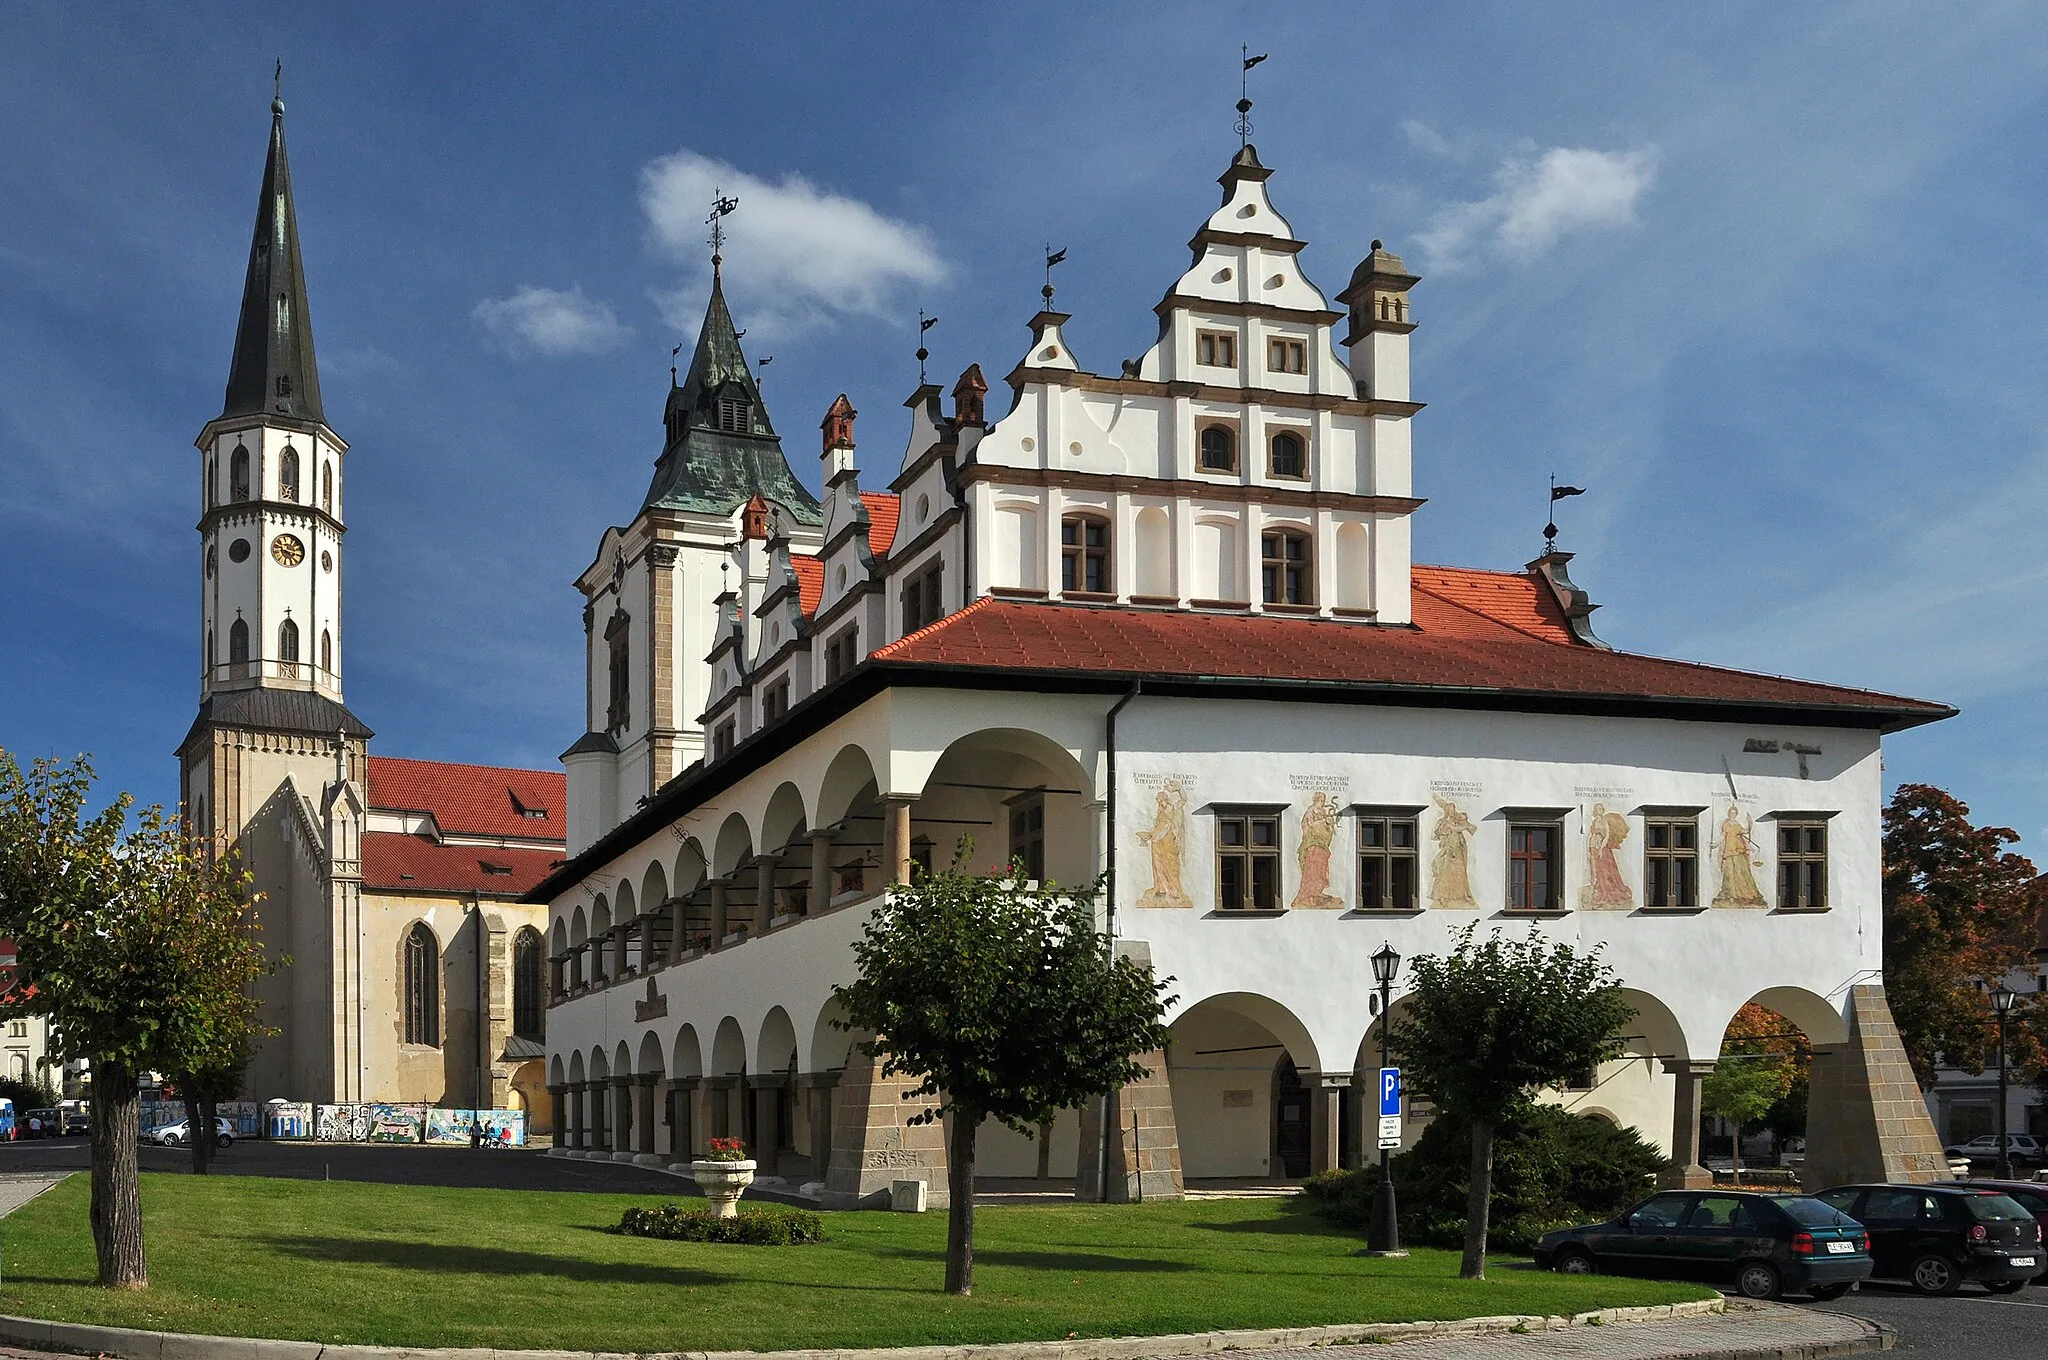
left=4, top=3, right=2046, bottom=856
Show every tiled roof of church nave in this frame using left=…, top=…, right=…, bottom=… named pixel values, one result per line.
left=361, top=836, right=563, bottom=898
left=362, top=757, right=566, bottom=896
left=871, top=563, right=1952, bottom=727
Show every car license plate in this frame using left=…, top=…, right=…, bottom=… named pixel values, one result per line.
left=2012, top=1257, right=2036, bottom=1268
left=1826, top=1240, right=1855, bottom=1254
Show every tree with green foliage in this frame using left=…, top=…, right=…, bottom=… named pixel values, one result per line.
left=1883, top=784, right=2043, bottom=1086
left=833, top=846, right=1173, bottom=1296
left=1700, top=1003, right=1803, bottom=1179
left=0, top=751, right=275, bottom=1287
left=1390, top=926, right=1634, bottom=1280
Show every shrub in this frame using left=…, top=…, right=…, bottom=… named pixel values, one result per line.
left=616, top=1202, right=826, bottom=1245
left=1301, top=1104, right=1667, bottom=1254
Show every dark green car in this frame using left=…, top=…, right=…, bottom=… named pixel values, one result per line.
left=1534, top=1190, right=1871, bottom=1300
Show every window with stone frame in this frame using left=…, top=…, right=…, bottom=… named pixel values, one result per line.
left=1267, top=336, right=1307, bottom=374
left=1008, top=797, right=1046, bottom=882
left=1356, top=810, right=1421, bottom=911
left=1198, top=423, right=1238, bottom=473
left=1507, top=820, right=1562, bottom=911
left=604, top=611, right=630, bottom=734
left=1061, top=513, right=1111, bottom=593
left=1776, top=818, right=1829, bottom=910
left=762, top=677, right=791, bottom=724
left=1643, top=812, right=1701, bottom=909
left=512, top=928, right=545, bottom=1041
left=1267, top=429, right=1307, bottom=479
left=403, top=923, right=440, bottom=1047
left=901, top=559, right=945, bottom=632
left=1260, top=529, right=1312, bottom=605
left=279, top=446, right=300, bottom=503
left=825, top=627, right=860, bottom=682
left=1215, top=807, right=1283, bottom=910
left=1197, top=330, right=1237, bottom=368
left=712, top=719, right=736, bottom=760
left=277, top=618, right=300, bottom=677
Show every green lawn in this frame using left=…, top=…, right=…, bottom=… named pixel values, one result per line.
left=0, top=1175, right=1711, bottom=1351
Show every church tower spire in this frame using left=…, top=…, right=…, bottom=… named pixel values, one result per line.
left=222, top=85, right=324, bottom=426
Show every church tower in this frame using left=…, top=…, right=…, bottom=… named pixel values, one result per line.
left=178, top=88, right=370, bottom=1103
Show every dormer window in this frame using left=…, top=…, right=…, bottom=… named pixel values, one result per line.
left=511, top=791, right=550, bottom=821
left=717, top=394, right=751, bottom=433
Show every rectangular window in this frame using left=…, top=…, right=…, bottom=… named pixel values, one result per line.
left=712, top=720, right=735, bottom=760
left=762, top=678, right=791, bottom=724
left=1643, top=814, right=1700, bottom=909
left=1357, top=814, right=1419, bottom=911
left=1197, top=331, right=1237, bottom=368
left=825, top=628, right=859, bottom=682
left=1061, top=515, right=1110, bottom=593
left=1267, top=337, right=1306, bottom=374
left=1008, top=799, right=1046, bottom=881
left=1216, top=811, right=1282, bottom=910
left=1260, top=530, right=1312, bottom=605
left=901, top=561, right=945, bottom=632
left=1507, top=821, right=1561, bottom=911
left=1777, top=819, right=1828, bottom=910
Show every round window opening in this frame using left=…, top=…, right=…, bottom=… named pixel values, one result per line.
left=1068, top=441, right=1084, bottom=456
left=916, top=494, right=931, bottom=523
left=1021, top=437, right=1036, bottom=453
left=321, top=550, right=333, bottom=572
left=835, top=564, right=848, bottom=589
left=227, top=538, right=252, bottom=563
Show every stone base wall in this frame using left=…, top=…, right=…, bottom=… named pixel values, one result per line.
left=820, top=1045, right=949, bottom=1209
left=1802, top=983, right=1948, bottom=1191
left=1076, top=1049, right=1185, bottom=1202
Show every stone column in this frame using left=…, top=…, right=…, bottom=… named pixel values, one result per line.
left=803, top=1071, right=841, bottom=1181
left=667, top=1077, right=699, bottom=1162
left=588, top=1080, right=607, bottom=1150
left=1660, top=1059, right=1716, bottom=1189
left=808, top=831, right=834, bottom=914
left=547, top=1084, right=566, bottom=1148
left=821, top=1043, right=950, bottom=1209
left=568, top=1082, right=586, bottom=1149
left=1311, top=1073, right=1349, bottom=1175
left=668, top=894, right=689, bottom=963
left=705, top=1075, right=738, bottom=1139
left=1074, top=1047, right=1186, bottom=1202
left=635, top=1074, right=659, bottom=1157
left=751, top=855, right=778, bottom=936
left=611, top=1076, right=635, bottom=1157
left=751, top=1074, right=786, bottom=1173
left=708, top=878, right=730, bottom=947
left=613, top=922, right=630, bottom=978
left=884, top=798, right=914, bottom=885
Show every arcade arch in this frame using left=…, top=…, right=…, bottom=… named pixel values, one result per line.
left=1167, top=992, right=1322, bottom=1180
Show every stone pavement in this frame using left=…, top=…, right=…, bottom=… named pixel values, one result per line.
left=0, top=1173, right=65, bottom=1219
left=1243, top=1302, right=1889, bottom=1360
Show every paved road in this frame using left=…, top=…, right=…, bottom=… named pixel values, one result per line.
left=1816, top=1277, right=2048, bottom=1358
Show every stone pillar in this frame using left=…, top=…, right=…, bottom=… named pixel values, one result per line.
left=752, top=1074, right=786, bottom=1173
left=1074, top=1048, right=1185, bottom=1202
left=1802, top=983, right=1948, bottom=1191
left=611, top=1076, right=635, bottom=1156
left=1311, top=1073, right=1349, bottom=1175
left=568, top=1082, right=586, bottom=1149
left=708, top=878, right=730, bottom=946
left=548, top=1085, right=566, bottom=1148
left=588, top=1080, right=607, bottom=1150
left=705, top=1075, right=739, bottom=1139
left=808, top=831, right=834, bottom=914
left=636, top=1075, right=659, bottom=1156
left=821, top=1043, right=949, bottom=1209
left=884, top=798, right=914, bottom=885
left=751, top=855, right=778, bottom=936
left=1660, top=1059, right=1716, bottom=1189
left=666, top=1077, right=699, bottom=1161
left=803, top=1071, right=840, bottom=1181
left=668, top=894, right=689, bottom=963
left=612, top=925, right=628, bottom=979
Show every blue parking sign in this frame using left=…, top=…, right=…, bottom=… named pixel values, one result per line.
left=1379, top=1067, right=1401, bottom=1118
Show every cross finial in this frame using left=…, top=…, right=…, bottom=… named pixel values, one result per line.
left=707, top=192, right=740, bottom=279
left=272, top=59, right=285, bottom=116
left=1237, top=46, right=1267, bottom=148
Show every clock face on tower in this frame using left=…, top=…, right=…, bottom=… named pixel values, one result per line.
left=271, top=534, right=306, bottom=567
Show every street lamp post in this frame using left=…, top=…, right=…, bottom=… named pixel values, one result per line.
left=1368, top=942, right=1401, bottom=1254
left=1993, top=984, right=2017, bottom=1182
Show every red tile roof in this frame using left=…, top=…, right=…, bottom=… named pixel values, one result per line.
left=362, top=832, right=563, bottom=896
left=860, top=491, right=900, bottom=558
left=1411, top=564, right=1575, bottom=643
left=792, top=555, right=823, bottom=616
left=870, top=582, right=1950, bottom=727
left=366, top=756, right=566, bottom=842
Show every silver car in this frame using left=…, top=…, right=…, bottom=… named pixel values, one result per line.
left=146, top=1117, right=236, bottom=1148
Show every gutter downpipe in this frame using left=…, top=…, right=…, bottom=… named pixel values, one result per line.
left=1098, top=680, right=1141, bottom=1202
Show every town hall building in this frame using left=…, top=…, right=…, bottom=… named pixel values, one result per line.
left=531, top=135, right=1957, bottom=1202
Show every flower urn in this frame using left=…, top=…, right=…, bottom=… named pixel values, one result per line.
left=691, top=1158, right=756, bottom=1217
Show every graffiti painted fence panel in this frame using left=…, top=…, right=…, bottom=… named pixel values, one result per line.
left=267, top=1102, right=314, bottom=1139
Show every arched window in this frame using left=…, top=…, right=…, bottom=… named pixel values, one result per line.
left=321, top=461, right=333, bottom=514
left=205, top=457, right=217, bottom=508
left=1261, top=529, right=1313, bottom=606
left=320, top=629, right=333, bottom=676
left=229, top=445, right=251, bottom=502
left=228, top=618, right=250, bottom=668
left=512, top=928, right=545, bottom=1041
left=277, top=618, right=300, bottom=676
left=1060, top=514, right=1111, bottom=593
left=1268, top=431, right=1306, bottom=479
left=404, top=923, right=440, bottom=1046
left=279, top=446, right=300, bottom=503
left=605, top=611, right=631, bottom=734
left=206, top=627, right=214, bottom=675
left=1199, top=424, right=1237, bottom=472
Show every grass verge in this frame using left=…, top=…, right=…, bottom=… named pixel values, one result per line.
left=0, top=1173, right=1711, bottom=1351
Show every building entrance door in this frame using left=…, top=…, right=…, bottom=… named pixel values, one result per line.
left=1274, top=1058, right=1310, bottom=1178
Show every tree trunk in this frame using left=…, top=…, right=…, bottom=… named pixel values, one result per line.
left=89, top=1060, right=147, bottom=1288
left=944, top=1113, right=977, bottom=1295
left=181, top=1088, right=206, bottom=1175
left=200, top=1092, right=220, bottom=1170
left=1460, top=1116, right=1494, bottom=1281
left=1036, top=1117, right=1053, bottom=1180
left=1729, top=1120, right=1741, bottom=1183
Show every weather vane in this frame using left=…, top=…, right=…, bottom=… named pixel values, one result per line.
left=671, top=342, right=683, bottom=385
left=1237, top=47, right=1267, bottom=147
left=274, top=59, right=283, bottom=102
left=1042, top=245, right=1066, bottom=310
left=917, top=310, right=938, bottom=383
left=1545, top=476, right=1587, bottom=553
left=707, top=191, right=739, bottom=277
left=756, top=355, right=773, bottom=387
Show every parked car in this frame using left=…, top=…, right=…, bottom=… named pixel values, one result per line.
left=1814, top=1184, right=2040, bottom=1294
left=145, top=1118, right=235, bottom=1149
left=1534, top=1189, right=1872, bottom=1300
left=1943, top=1133, right=2045, bottom=1168
left=1935, top=1179, right=2048, bottom=1282
left=19, top=1108, right=61, bottom=1139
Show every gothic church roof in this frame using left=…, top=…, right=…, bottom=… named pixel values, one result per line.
left=220, top=97, right=325, bottom=427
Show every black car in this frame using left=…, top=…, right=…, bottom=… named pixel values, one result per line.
left=1815, top=1184, right=2041, bottom=1295
left=1934, top=1180, right=2048, bottom=1282
left=1534, top=1189, right=1872, bottom=1300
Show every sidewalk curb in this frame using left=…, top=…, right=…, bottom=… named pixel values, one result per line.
left=0, top=1300, right=1733, bottom=1360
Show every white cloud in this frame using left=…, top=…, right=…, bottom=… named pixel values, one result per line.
left=1419, top=147, right=1657, bottom=270
left=640, top=150, right=946, bottom=339
left=473, top=285, right=633, bottom=357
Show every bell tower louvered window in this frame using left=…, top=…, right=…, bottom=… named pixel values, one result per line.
left=717, top=394, right=751, bottom=433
